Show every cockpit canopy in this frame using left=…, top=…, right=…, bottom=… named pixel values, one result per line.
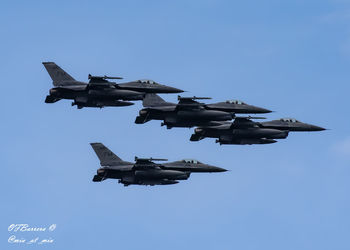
left=182, top=159, right=202, bottom=164
left=280, top=118, right=300, bottom=123
left=138, top=79, right=157, bottom=85
left=226, top=100, right=246, bottom=105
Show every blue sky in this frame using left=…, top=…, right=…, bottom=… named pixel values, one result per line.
left=1, top=0, right=350, bottom=249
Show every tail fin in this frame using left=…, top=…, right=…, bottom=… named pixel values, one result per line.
left=143, top=93, right=172, bottom=107
left=42, top=62, right=76, bottom=86
left=90, top=143, right=123, bottom=166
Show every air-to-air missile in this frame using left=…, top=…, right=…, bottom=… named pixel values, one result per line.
left=42, top=62, right=183, bottom=109
left=190, top=117, right=325, bottom=145
left=90, top=143, right=227, bottom=186
left=135, top=94, right=271, bottom=129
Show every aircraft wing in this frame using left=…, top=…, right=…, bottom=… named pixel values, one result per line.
left=190, top=134, right=205, bottom=141
left=45, top=95, right=61, bottom=103
left=147, top=106, right=176, bottom=112
left=109, top=165, right=134, bottom=171
left=135, top=157, right=167, bottom=165
left=133, top=157, right=168, bottom=170
left=176, top=99, right=204, bottom=111
left=177, top=98, right=200, bottom=105
left=87, top=82, right=117, bottom=89
left=54, top=85, right=87, bottom=91
left=231, top=117, right=258, bottom=128
left=87, top=75, right=119, bottom=89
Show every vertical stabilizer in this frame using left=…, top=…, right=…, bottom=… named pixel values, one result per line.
left=42, top=62, right=76, bottom=86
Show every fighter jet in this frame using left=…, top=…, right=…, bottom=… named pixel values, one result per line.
left=190, top=117, right=325, bottom=145
left=90, top=143, right=227, bottom=186
left=43, top=62, right=183, bottom=109
left=135, top=94, right=270, bottom=128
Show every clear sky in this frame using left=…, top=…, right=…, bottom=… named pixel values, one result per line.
left=1, top=0, right=350, bottom=249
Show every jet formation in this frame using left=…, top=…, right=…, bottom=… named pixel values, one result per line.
left=43, top=62, right=325, bottom=146
left=42, top=62, right=327, bottom=186
left=90, top=143, right=226, bottom=186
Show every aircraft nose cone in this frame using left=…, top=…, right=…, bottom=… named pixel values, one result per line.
left=207, top=165, right=227, bottom=172
left=216, top=167, right=228, bottom=172
left=308, top=125, right=326, bottom=131
left=170, top=87, right=184, bottom=93
left=252, top=106, right=272, bottom=114
left=161, top=86, right=184, bottom=93
left=240, top=104, right=272, bottom=114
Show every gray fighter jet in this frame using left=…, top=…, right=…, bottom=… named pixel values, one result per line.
left=135, top=94, right=270, bottom=128
left=43, top=62, right=183, bottom=109
left=90, top=143, right=227, bottom=186
left=190, top=117, right=325, bottom=145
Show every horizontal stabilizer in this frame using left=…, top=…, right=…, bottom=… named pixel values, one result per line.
left=190, top=134, right=204, bottom=141
left=177, top=96, right=211, bottom=101
left=135, top=115, right=150, bottom=124
left=92, top=175, right=104, bottom=182
left=45, top=95, right=61, bottom=103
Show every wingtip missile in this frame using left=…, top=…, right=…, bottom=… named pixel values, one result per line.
left=88, top=74, right=123, bottom=80
left=134, top=157, right=168, bottom=162
left=235, top=116, right=267, bottom=120
left=177, top=95, right=212, bottom=101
